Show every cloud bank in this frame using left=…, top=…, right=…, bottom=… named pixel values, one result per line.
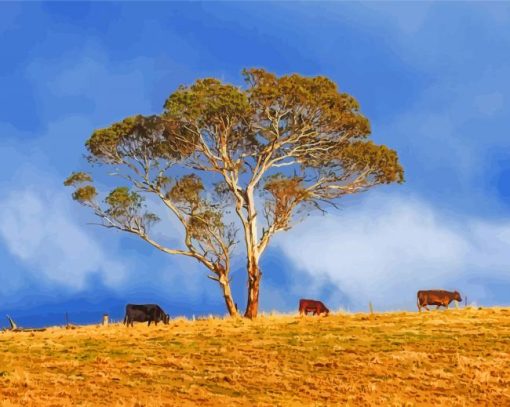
left=275, top=193, right=510, bottom=311
left=0, top=185, right=129, bottom=291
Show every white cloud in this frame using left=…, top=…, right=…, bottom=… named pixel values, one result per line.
left=0, top=44, right=163, bottom=297
left=0, top=35, right=244, bottom=308
left=0, top=186, right=129, bottom=291
left=275, top=192, right=510, bottom=311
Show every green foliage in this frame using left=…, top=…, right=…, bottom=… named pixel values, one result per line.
left=82, top=68, right=402, bottom=203
left=168, top=174, right=204, bottom=207
left=105, top=187, right=143, bottom=218
left=87, top=116, right=139, bottom=163
left=338, top=141, right=404, bottom=184
left=103, top=187, right=160, bottom=231
left=163, top=78, right=258, bottom=157
left=164, top=79, right=250, bottom=126
left=65, top=172, right=97, bottom=204
left=263, top=174, right=309, bottom=201
left=263, top=174, right=311, bottom=230
left=86, top=115, right=194, bottom=164
left=64, top=172, right=93, bottom=187
left=188, top=209, right=224, bottom=241
left=72, top=185, right=97, bottom=204
left=166, top=175, right=229, bottom=243
left=243, top=68, right=371, bottom=142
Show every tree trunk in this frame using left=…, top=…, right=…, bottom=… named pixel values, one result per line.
left=219, top=276, right=238, bottom=317
left=241, top=186, right=262, bottom=319
left=244, top=260, right=262, bottom=319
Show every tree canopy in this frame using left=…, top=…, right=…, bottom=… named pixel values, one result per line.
left=66, top=68, right=403, bottom=318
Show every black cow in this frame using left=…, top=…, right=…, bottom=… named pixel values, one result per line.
left=124, top=304, right=170, bottom=327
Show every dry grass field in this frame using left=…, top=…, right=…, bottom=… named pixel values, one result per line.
left=1, top=307, right=510, bottom=406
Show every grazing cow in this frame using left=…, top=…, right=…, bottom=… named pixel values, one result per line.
left=299, top=299, right=330, bottom=316
left=417, top=290, right=462, bottom=312
left=124, top=304, right=170, bottom=327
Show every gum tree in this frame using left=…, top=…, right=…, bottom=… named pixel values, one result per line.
left=65, top=68, right=403, bottom=318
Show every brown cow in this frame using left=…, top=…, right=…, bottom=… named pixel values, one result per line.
left=417, top=290, right=462, bottom=312
left=299, top=299, right=330, bottom=316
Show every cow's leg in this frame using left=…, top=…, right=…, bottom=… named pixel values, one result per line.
left=424, top=305, right=430, bottom=311
left=436, top=305, right=441, bottom=310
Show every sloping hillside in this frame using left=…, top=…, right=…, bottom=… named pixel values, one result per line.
left=1, top=308, right=509, bottom=406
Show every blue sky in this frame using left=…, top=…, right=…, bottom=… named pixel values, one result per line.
left=1, top=2, right=510, bottom=327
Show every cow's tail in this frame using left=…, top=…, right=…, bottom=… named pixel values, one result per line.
left=417, top=291, right=421, bottom=312
left=123, top=313, right=127, bottom=326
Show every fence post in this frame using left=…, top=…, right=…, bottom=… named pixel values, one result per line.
left=102, top=313, right=109, bottom=326
left=6, top=315, right=17, bottom=330
left=369, top=302, right=374, bottom=315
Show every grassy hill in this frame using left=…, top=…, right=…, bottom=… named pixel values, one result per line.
left=1, top=307, right=509, bottom=406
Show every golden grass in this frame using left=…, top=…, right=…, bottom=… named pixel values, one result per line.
left=1, top=307, right=510, bottom=406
